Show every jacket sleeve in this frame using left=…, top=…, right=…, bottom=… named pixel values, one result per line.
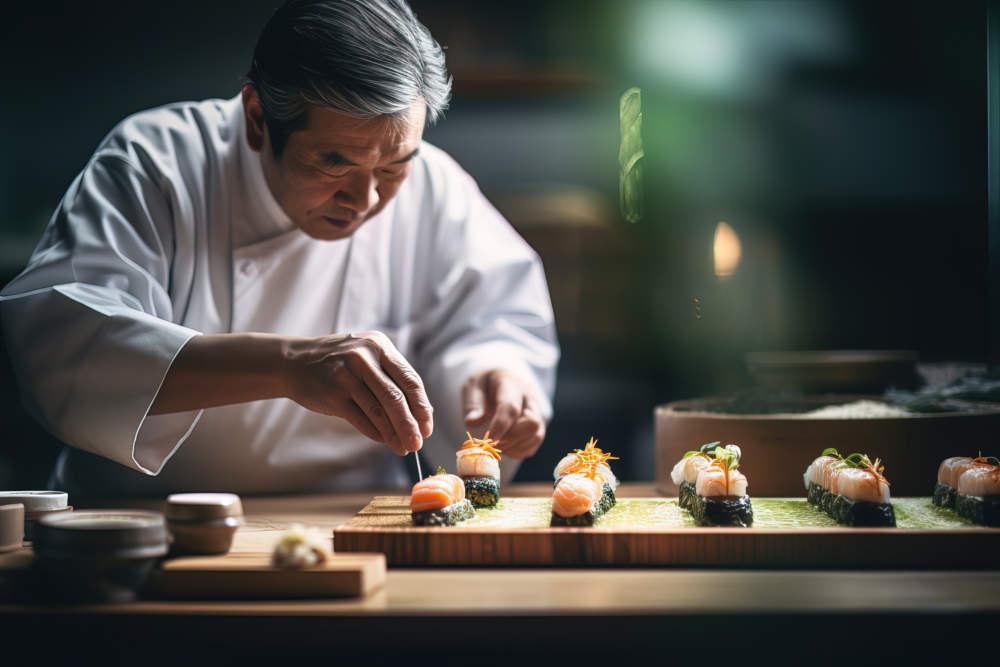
left=410, top=152, right=559, bottom=477
left=0, top=152, right=203, bottom=475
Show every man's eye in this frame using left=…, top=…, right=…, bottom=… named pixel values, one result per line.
left=315, top=167, right=349, bottom=179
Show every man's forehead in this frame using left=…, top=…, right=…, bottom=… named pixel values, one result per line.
left=298, top=101, right=425, bottom=157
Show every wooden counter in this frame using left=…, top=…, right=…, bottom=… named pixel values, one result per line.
left=2, top=484, right=997, bottom=665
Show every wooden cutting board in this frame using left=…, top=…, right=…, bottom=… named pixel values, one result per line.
left=147, top=551, right=386, bottom=599
left=0, top=548, right=386, bottom=600
left=333, top=496, right=1000, bottom=568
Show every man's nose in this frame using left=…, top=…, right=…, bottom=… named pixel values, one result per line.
left=334, top=171, right=378, bottom=215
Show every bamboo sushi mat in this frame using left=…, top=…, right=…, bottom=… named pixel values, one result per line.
left=334, top=497, right=1000, bottom=567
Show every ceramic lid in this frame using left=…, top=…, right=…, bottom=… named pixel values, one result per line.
left=0, top=490, right=68, bottom=512
left=33, top=510, right=168, bottom=560
left=165, top=493, right=244, bottom=521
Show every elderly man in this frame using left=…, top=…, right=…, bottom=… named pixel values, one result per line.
left=0, top=0, right=558, bottom=495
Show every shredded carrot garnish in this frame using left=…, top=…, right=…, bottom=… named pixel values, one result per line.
left=863, top=457, right=891, bottom=487
left=461, top=431, right=502, bottom=461
left=562, top=437, right=618, bottom=475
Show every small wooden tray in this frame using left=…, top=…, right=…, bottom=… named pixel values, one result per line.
left=333, top=496, right=1000, bottom=568
left=147, top=551, right=386, bottom=599
left=0, top=548, right=386, bottom=600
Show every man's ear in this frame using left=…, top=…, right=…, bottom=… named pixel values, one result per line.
left=242, top=84, right=266, bottom=153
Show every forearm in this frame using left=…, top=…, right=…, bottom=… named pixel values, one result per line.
left=149, top=333, right=290, bottom=414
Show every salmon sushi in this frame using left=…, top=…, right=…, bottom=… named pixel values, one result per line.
left=550, top=471, right=606, bottom=527
left=553, top=437, right=618, bottom=514
left=688, top=444, right=753, bottom=527
left=953, top=457, right=1000, bottom=526
left=457, top=432, right=502, bottom=508
left=410, top=472, right=475, bottom=526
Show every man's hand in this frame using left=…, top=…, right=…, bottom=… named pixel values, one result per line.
left=150, top=331, right=433, bottom=456
left=283, top=331, right=434, bottom=455
left=462, top=368, right=546, bottom=459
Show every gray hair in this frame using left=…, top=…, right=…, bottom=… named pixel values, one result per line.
left=244, top=0, right=451, bottom=156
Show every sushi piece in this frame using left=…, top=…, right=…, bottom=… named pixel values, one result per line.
left=410, top=471, right=475, bottom=526
left=670, top=441, right=719, bottom=510
left=804, top=449, right=895, bottom=527
left=551, top=466, right=607, bottom=527
left=457, top=432, right=502, bottom=508
left=803, top=453, right=840, bottom=507
left=934, top=455, right=996, bottom=510
left=953, top=457, right=1000, bottom=527
left=688, top=444, right=753, bottom=527
left=553, top=437, right=619, bottom=514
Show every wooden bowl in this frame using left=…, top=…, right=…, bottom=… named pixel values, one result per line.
left=654, top=396, right=1000, bottom=497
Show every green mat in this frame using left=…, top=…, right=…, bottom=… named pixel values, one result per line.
left=451, top=497, right=983, bottom=530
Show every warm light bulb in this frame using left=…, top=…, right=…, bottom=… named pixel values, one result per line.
left=714, top=221, right=741, bottom=278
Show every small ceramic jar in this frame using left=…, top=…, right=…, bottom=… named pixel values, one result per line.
left=33, top=510, right=169, bottom=602
left=165, top=493, right=244, bottom=555
left=0, top=491, right=72, bottom=541
left=0, top=503, right=24, bottom=553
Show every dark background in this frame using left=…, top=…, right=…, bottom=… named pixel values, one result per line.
left=0, top=0, right=989, bottom=488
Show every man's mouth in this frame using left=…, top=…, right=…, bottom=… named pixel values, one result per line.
left=323, top=216, right=355, bottom=229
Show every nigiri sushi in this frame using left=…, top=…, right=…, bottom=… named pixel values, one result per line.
left=952, top=456, right=1000, bottom=527
left=670, top=441, right=718, bottom=510
left=410, top=471, right=475, bottom=526
left=687, top=444, right=753, bottom=527
left=457, top=432, right=502, bottom=508
left=804, top=449, right=895, bottom=527
left=553, top=437, right=618, bottom=514
left=934, top=456, right=995, bottom=510
left=550, top=466, right=607, bottom=527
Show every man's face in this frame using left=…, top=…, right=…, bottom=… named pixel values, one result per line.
left=244, top=87, right=426, bottom=241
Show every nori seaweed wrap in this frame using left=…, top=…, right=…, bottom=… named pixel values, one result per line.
left=411, top=499, right=475, bottom=526
left=550, top=507, right=604, bottom=527
left=678, top=481, right=698, bottom=510
left=463, top=476, right=500, bottom=508
left=828, top=495, right=895, bottom=527
left=689, top=495, right=753, bottom=527
left=954, top=493, right=1000, bottom=527
left=932, top=482, right=957, bottom=508
left=806, top=481, right=825, bottom=506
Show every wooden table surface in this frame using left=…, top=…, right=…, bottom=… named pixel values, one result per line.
left=3, top=483, right=998, bottom=664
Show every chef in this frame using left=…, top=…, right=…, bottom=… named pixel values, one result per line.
left=0, top=0, right=558, bottom=495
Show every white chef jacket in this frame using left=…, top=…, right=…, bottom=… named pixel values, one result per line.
left=0, top=94, right=558, bottom=496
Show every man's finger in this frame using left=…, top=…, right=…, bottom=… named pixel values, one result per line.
left=376, top=338, right=434, bottom=439
left=497, top=410, right=545, bottom=458
left=351, top=352, right=422, bottom=453
left=463, top=377, right=489, bottom=427
left=485, top=376, right=523, bottom=441
left=343, top=373, right=400, bottom=451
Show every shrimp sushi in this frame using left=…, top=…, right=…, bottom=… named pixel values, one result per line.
left=934, top=455, right=996, bottom=510
left=670, top=441, right=718, bottom=510
left=804, top=449, right=895, bottom=527
left=687, top=444, right=753, bottom=527
left=551, top=468, right=607, bottom=527
left=410, top=471, right=475, bottom=526
left=553, top=437, right=618, bottom=514
left=952, top=457, right=1000, bottom=526
left=457, top=432, right=502, bottom=508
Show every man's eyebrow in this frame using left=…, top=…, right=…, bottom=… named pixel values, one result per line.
left=318, top=152, right=358, bottom=167
left=389, top=148, right=420, bottom=164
